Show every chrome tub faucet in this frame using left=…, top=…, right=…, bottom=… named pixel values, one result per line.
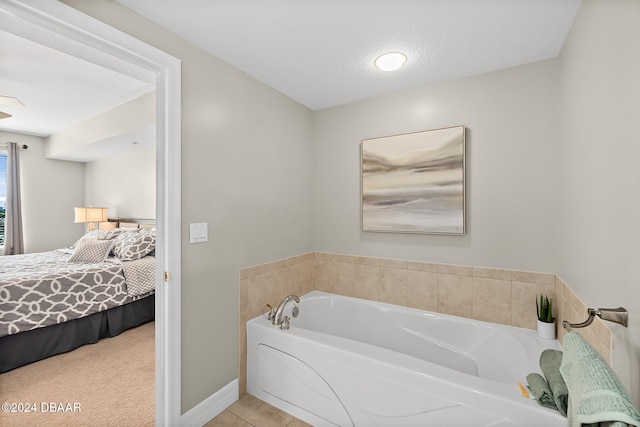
left=273, top=294, right=300, bottom=327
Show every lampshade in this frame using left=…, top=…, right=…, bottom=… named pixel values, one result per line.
left=74, top=207, right=108, bottom=223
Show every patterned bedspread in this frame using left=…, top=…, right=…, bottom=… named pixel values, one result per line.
left=0, top=249, right=155, bottom=337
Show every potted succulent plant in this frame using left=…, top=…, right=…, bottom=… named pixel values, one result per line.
left=536, top=294, right=556, bottom=339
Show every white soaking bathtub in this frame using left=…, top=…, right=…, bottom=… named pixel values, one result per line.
left=247, top=291, right=566, bottom=427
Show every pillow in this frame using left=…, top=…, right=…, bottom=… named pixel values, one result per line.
left=110, top=229, right=145, bottom=253
left=68, top=238, right=114, bottom=263
left=98, top=228, right=140, bottom=240
left=109, top=228, right=142, bottom=244
left=71, top=228, right=139, bottom=248
left=70, top=229, right=102, bottom=248
left=113, top=229, right=155, bottom=261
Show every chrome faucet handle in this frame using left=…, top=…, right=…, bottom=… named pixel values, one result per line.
left=280, top=316, right=290, bottom=330
left=266, top=304, right=276, bottom=322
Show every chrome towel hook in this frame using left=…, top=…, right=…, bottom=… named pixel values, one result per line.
left=562, top=307, right=628, bottom=330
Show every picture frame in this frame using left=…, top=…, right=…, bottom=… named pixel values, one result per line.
left=361, top=125, right=466, bottom=235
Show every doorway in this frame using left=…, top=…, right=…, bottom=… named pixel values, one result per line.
left=0, top=1, right=182, bottom=425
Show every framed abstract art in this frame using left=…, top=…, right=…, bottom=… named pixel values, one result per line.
left=361, top=125, right=466, bottom=235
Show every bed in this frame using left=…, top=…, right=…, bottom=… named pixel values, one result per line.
left=0, top=219, right=157, bottom=373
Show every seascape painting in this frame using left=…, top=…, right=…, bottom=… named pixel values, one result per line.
left=361, top=125, right=465, bottom=235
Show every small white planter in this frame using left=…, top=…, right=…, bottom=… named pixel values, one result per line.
left=537, top=319, right=556, bottom=340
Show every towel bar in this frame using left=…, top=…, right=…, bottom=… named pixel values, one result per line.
left=562, top=307, right=628, bottom=329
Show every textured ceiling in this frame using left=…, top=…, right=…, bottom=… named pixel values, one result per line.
left=117, top=0, right=582, bottom=110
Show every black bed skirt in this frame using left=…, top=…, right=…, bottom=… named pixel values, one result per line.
left=0, top=294, right=155, bottom=373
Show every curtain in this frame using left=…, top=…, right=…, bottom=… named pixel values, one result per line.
left=5, top=142, right=24, bottom=255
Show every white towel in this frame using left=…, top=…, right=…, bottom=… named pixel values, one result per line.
left=560, top=332, right=640, bottom=427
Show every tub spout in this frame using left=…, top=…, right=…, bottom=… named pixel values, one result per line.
left=274, top=295, right=300, bottom=326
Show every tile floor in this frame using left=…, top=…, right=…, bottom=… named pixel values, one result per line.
left=205, top=394, right=312, bottom=427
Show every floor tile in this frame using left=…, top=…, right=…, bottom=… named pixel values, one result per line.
left=227, top=394, right=294, bottom=427
left=286, top=418, right=314, bottom=427
left=205, top=410, right=252, bottom=427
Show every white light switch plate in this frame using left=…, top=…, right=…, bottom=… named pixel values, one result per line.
left=189, top=222, right=208, bottom=243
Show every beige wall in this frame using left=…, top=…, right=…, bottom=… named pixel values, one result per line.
left=66, top=0, right=640, bottom=414
left=558, top=0, right=640, bottom=404
left=0, top=131, right=85, bottom=252
left=313, top=58, right=559, bottom=273
left=63, top=0, right=315, bottom=413
left=84, top=147, right=155, bottom=219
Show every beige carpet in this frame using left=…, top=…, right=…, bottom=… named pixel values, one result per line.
left=0, top=321, right=155, bottom=427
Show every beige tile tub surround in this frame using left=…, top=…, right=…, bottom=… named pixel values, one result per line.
left=239, top=253, right=314, bottom=395
left=313, top=253, right=556, bottom=329
left=238, top=252, right=612, bottom=395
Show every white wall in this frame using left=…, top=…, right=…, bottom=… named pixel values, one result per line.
left=313, top=59, right=559, bottom=273
left=84, top=147, right=155, bottom=218
left=558, top=0, right=640, bottom=404
left=0, top=131, right=85, bottom=252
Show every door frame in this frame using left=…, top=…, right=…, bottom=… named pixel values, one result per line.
left=0, top=1, right=182, bottom=425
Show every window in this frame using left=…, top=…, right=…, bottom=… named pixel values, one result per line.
left=0, top=151, right=6, bottom=246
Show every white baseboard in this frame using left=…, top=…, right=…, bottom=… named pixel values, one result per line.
left=180, top=379, right=239, bottom=427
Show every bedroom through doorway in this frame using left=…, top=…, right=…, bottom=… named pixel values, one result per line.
left=0, top=1, right=181, bottom=425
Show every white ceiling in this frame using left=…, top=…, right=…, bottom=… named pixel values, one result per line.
left=117, top=0, right=582, bottom=110
left=0, top=29, right=154, bottom=138
left=0, top=0, right=582, bottom=142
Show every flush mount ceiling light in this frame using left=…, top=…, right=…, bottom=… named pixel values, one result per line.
left=0, top=95, right=25, bottom=120
left=374, top=52, right=407, bottom=71
left=0, top=95, right=25, bottom=107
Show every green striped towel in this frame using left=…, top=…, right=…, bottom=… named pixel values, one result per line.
left=560, top=332, right=640, bottom=427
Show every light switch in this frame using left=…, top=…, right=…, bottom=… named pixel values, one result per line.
left=189, top=222, right=208, bottom=243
